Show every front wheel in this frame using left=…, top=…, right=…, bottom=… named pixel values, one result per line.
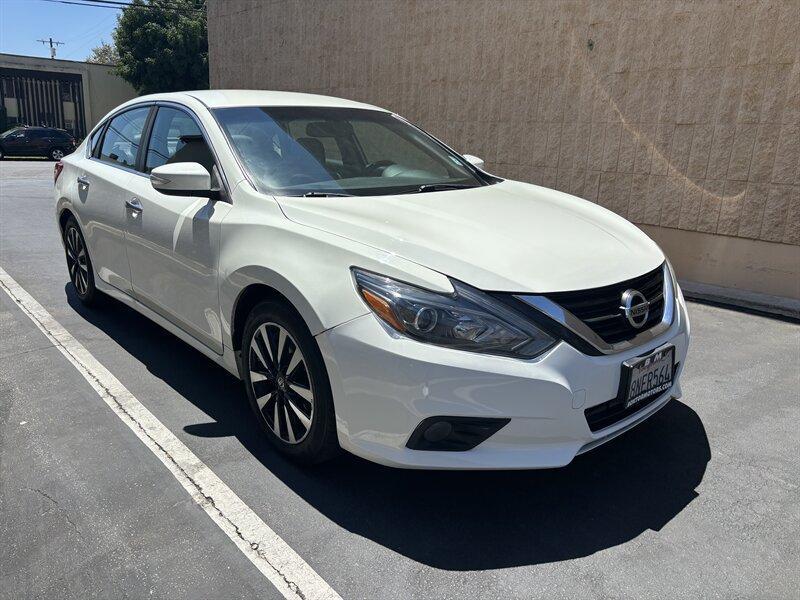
left=63, top=217, right=99, bottom=305
left=241, top=300, right=339, bottom=464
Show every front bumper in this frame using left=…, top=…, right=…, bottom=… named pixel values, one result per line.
left=317, top=292, right=690, bottom=469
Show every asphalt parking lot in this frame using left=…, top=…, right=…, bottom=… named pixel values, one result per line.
left=1, top=160, right=799, bottom=599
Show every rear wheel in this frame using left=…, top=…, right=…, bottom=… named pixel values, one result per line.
left=63, top=217, right=99, bottom=306
left=49, top=147, right=65, bottom=160
left=241, top=300, right=339, bottom=464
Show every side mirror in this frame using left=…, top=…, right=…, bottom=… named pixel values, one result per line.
left=150, top=162, right=217, bottom=199
left=463, top=154, right=485, bottom=170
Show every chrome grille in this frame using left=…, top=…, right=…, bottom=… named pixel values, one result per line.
left=544, top=265, right=665, bottom=344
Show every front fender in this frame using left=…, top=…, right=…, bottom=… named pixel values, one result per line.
left=221, top=264, right=334, bottom=341
left=218, top=184, right=453, bottom=349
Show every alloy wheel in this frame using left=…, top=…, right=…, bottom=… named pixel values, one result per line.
left=248, top=322, right=314, bottom=444
left=65, top=226, right=89, bottom=295
left=51, top=149, right=65, bottom=160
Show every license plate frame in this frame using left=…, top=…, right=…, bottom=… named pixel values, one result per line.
left=620, top=346, right=675, bottom=410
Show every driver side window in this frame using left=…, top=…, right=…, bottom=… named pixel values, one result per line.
left=144, top=107, right=216, bottom=177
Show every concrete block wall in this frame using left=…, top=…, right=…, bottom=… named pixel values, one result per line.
left=208, top=0, right=800, bottom=299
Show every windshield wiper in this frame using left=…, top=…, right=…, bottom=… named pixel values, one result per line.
left=300, top=191, right=354, bottom=197
left=413, top=183, right=477, bottom=193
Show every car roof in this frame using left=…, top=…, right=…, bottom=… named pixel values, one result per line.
left=128, top=90, right=389, bottom=112
left=19, top=126, right=68, bottom=132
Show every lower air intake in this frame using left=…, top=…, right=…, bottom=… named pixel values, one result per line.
left=406, top=416, right=510, bottom=451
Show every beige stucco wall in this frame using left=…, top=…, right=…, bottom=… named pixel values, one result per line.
left=0, top=53, right=137, bottom=131
left=208, top=0, right=799, bottom=299
left=642, top=224, right=800, bottom=300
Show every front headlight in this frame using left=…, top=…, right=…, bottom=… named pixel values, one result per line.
left=352, top=268, right=556, bottom=359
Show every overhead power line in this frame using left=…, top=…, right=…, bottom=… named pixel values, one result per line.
left=39, top=0, right=205, bottom=13
left=61, top=12, right=118, bottom=60
left=76, top=0, right=205, bottom=9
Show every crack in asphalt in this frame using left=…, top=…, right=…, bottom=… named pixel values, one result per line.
left=0, top=342, right=58, bottom=360
left=29, top=487, right=84, bottom=541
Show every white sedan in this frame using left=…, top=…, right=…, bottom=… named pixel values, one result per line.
left=54, top=90, right=690, bottom=469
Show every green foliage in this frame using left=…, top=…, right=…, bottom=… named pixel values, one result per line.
left=86, top=40, right=120, bottom=65
left=114, top=0, right=208, bottom=95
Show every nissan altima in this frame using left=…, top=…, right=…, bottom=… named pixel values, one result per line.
left=54, top=90, right=690, bottom=469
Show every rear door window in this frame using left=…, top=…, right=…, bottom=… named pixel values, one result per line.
left=98, top=107, right=151, bottom=169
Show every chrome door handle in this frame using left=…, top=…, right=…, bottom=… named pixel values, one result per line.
left=77, top=175, right=90, bottom=187
left=125, top=197, right=143, bottom=211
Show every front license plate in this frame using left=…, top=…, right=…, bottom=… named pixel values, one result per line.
left=623, top=346, right=675, bottom=409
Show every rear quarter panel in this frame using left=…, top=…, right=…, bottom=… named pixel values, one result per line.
left=55, top=149, right=85, bottom=234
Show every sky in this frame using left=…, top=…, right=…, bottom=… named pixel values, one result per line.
left=0, top=0, right=119, bottom=62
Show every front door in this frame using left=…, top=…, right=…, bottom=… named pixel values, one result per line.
left=2, top=129, right=29, bottom=155
left=124, top=106, right=230, bottom=354
left=77, top=106, right=151, bottom=293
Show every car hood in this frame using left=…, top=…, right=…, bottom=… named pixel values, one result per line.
left=275, top=180, right=665, bottom=293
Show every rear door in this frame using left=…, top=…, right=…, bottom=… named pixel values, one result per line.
left=36, top=129, right=59, bottom=155
left=124, top=105, right=230, bottom=353
left=75, top=105, right=152, bottom=294
left=28, top=129, right=49, bottom=154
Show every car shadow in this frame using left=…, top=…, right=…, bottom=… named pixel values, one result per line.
left=67, top=285, right=711, bottom=570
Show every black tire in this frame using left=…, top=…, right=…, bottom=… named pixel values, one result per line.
left=241, top=300, right=339, bottom=464
left=63, top=216, right=100, bottom=306
left=49, top=147, right=66, bottom=161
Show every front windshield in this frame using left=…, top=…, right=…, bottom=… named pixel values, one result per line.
left=213, top=106, right=488, bottom=196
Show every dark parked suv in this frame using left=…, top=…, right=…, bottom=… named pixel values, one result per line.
left=0, top=126, right=77, bottom=160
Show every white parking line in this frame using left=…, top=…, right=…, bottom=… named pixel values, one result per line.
left=0, top=266, right=342, bottom=600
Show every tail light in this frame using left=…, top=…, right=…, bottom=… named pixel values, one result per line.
left=54, top=161, right=64, bottom=184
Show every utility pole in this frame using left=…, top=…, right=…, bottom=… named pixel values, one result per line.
left=37, top=37, right=65, bottom=59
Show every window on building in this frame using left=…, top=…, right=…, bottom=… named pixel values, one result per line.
left=2, top=99, right=20, bottom=127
